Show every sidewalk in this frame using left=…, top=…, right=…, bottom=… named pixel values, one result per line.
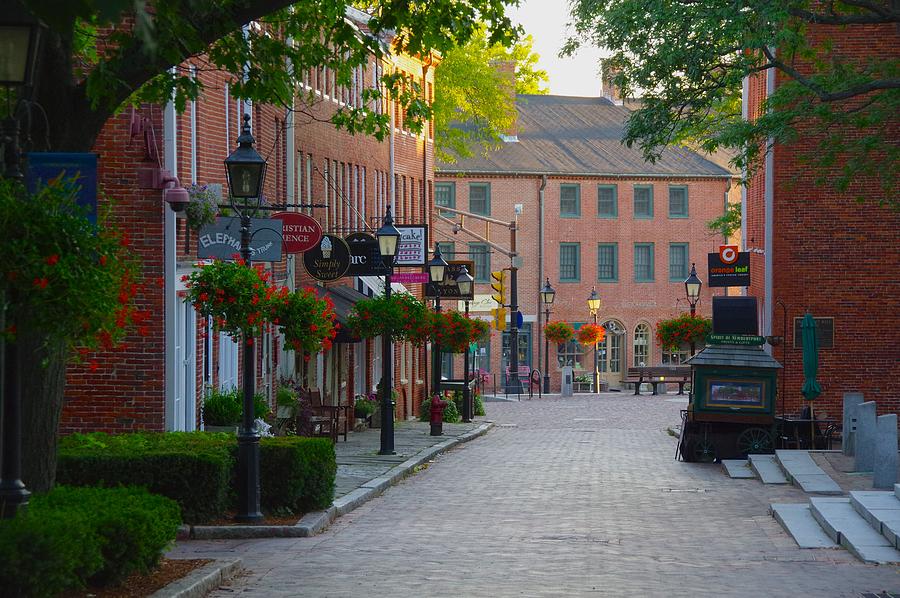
left=183, top=418, right=492, bottom=540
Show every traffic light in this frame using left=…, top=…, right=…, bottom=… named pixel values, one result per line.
left=490, top=270, right=506, bottom=307
left=491, top=307, right=507, bottom=331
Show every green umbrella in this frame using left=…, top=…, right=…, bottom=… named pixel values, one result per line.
left=800, top=312, right=822, bottom=401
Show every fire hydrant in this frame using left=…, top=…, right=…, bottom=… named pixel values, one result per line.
left=430, top=394, right=447, bottom=436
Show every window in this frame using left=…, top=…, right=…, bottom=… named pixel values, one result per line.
left=474, top=337, right=490, bottom=372
left=469, top=183, right=490, bottom=216
left=435, top=182, right=455, bottom=218
left=597, top=243, right=618, bottom=282
left=662, top=348, right=689, bottom=365
left=557, top=339, right=585, bottom=369
left=560, top=183, right=580, bottom=217
left=634, top=243, right=655, bottom=282
left=669, top=186, right=688, bottom=217
left=598, top=185, right=617, bottom=218
left=633, top=185, right=653, bottom=218
left=437, top=241, right=455, bottom=260
left=633, top=323, right=651, bottom=367
left=559, top=243, right=580, bottom=282
left=470, top=243, right=490, bottom=282
left=669, top=243, right=689, bottom=281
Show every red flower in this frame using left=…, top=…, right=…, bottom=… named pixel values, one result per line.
left=99, top=255, right=108, bottom=266
left=89, top=362, right=99, bottom=371
left=33, top=277, right=49, bottom=289
left=45, top=254, right=60, bottom=266
left=199, top=292, right=209, bottom=302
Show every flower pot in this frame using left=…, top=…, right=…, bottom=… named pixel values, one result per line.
left=276, top=405, right=295, bottom=419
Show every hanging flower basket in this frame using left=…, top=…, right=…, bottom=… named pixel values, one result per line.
left=576, top=323, right=606, bottom=346
left=184, top=259, right=272, bottom=339
left=655, top=313, right=711, bottom=352
left=430, top=311, right=489, bottom=353
left=185, top=184, right=219, bottom=231
left=346, top=292, right=430, bottom=343
left=270, top=287, right=338, bottom=354
left=544, top=321, right=575, bottom=344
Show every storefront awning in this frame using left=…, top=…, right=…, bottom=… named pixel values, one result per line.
left=357, top=275, right=409, bottom=297
left=311, top=285, right=368, bottom=344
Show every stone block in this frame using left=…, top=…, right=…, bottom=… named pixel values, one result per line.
left=843, top=392, right=865, bottom=456
left=874, top=414, right=898, bottom=489
left=854, top=401, right=877, bottom=473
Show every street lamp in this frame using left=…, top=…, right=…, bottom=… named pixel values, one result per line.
left=0, top=2, right=45, bottom=519
left=540, top=278, right=555, bottom=394
left=427, top=243, right=448, bottom=397
left=587, top=287, right=601, bottom=394
left=222, top=113, right=267, bottom=523
left=375, top=206, right=401, bottom=455
left=684, top=263, right=702, bottom=355
left=456, top=265, right=474, bottom=422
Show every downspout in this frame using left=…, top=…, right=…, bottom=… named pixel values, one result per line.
left=763, top=49, right=776, bottom=347
left=163, top=95, right=178, bottom=431
left=421, top=57, right=432, bottom=407
left=740, top=74, right=749, bottom=295
left=537, top=174, right=547, bottom=385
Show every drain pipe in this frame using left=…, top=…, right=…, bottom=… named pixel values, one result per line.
left=537, top=174, right=548, bottom=389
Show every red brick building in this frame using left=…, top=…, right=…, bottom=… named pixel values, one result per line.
left=743, top=22, right=900, bottom=421
left=61, top=16, right=435, bottom=433
left=435, top=94, right=732, bottom=392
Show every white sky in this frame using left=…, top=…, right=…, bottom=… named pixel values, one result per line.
left=508, top=0, right=605, bottom=97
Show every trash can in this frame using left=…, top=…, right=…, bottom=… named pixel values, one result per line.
left=561, top=366, right=573, bottom=397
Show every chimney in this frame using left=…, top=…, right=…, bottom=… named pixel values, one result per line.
left=491, top=59, right=518, bottom=141
left=600, top=60, right=623, bottom=106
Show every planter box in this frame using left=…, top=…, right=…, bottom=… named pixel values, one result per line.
left=276, top=405, right=294, bottom=419
left=204, top=424, right=238, bottom=433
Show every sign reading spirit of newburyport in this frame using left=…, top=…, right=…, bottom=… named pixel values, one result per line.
left=345, top=232, right=390, bottom=276
left=707, top=334, right=766, bottom=346
left=271, top=212, right=322, bottom=253
left=708, top=245, right=750, bottom=287
left=425, top=260, right=475, bottom=300
left=198, top=217, right=283, bottom=262
left=395, top=225, right=428, bottom=266
left=303, top=234, right=351, bottom=281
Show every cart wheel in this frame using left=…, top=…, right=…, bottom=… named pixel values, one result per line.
left=692, top=437, right=717, bottom=463
left=736, top=427, right=772, bottom=455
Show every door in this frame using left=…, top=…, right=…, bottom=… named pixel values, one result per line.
left=598, top=319, right=624, bottom=389
left=502, top=323, right=532, bottom=389
left=172, top=298, right=197, bottom=431
left=219, top=334, right=239, bottom=391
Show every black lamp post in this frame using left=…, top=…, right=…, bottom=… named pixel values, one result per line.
left=375, top=206, right=400, bottom=455
left=540, top=278, right=556, bottom=394
left=427, top=244, right=448, bottom=396
left=223, top=114, right=266, bottom=523
left=0, top=3, right=45, bottom=519
left=684, top=263, right=702, bottom=355
left=587, top=287, right=601, bottom=393
left=456, top=265, right=474, bottom=422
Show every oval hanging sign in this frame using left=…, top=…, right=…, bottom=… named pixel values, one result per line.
left=272, top=212, right=322, bottom=253
left=303, top=234, right=352, bottom=281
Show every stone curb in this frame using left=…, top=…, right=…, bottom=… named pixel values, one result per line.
left=149, top=558, right=242, bottom=598
left=186, top=422, right=494, bottom=540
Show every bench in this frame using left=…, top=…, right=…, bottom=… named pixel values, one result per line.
left=504, top=365, right=532, bottom=388
left=625, top=366, right=691, bottom=396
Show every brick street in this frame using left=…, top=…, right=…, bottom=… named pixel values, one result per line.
left=172, top=394, right=900, bottom=597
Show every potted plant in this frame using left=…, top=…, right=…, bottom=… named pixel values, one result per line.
left=353, top=393, right=377, bottom=422
left=202, top=388, right=270, bottom=432
left=275, top=385, right=297, bottom=418
left=545, top=321, right=575, bottom=344
left=655, top=313, right=712, bottom=352
left=185, top=184, right=219, bottom=231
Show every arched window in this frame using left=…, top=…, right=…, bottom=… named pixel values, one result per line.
left=633, top=323, right=650, bottom=367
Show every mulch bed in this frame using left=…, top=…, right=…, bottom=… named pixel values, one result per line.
left=201, top=511, right=302, bottom=526
left=61, top=558, right=211, bottom=598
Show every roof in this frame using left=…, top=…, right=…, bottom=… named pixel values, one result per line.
left=686, top=344, right=783, bottom=370
left=437, top=95, right=731, bottom=178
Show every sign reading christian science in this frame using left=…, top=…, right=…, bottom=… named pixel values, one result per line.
left=303, top=234, right=351, bottom=281
left=198, top=217, right=283, bottom=262
left=272, top=212, right=322, bottom=253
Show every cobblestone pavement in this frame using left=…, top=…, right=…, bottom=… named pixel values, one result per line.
left=170, top=394, right=900, bottom=597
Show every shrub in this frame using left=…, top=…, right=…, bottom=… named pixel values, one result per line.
left=419, top=396, right=461, bottom=423
left=259, top=437, right=336, bottom=512
left=0, top=486, right=180, bottom=596
left=449, top=390, right=485, bottom=418
left=203, top=388, right=270, bottom=426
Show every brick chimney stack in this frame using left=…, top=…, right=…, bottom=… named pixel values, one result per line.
left=600, top=61, right=623, bottom=106
left=491, top=59, right=518, bottom=139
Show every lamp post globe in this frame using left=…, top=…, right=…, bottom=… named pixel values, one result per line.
left=587, top=287, right=601, bottom=394
left=224, top=114, right=267, bottom=204
left=375, top=205, right=401, bottom=261
left=456, top=264, right=474, bottom=297
left=541, top=278, right=555, bottom=394
left=427, top=242, right=448, bottom=284
left=684, top=262, right=702, bottom=316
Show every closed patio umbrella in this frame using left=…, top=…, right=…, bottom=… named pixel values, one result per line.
left=801, top=312, right=822, bottom=444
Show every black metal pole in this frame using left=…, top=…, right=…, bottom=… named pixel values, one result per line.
left=689, top=302, right=696, bottom=356
left=431, top=293, right=441, bottom=396
left=543, top=307, right=551, bottom=394
left=508, top=265, right=522, bottom=394
left=462, top=300, right=472, bottom=422
left=593, top=312, right=600, bottom=393
left=379, top=270, right=395, bottom=454
left=235, top=212, right=262, bottom=522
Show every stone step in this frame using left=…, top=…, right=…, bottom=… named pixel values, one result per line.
left=849, top=490, right=900, bottom=549
left=809, top=497, right=900, bottom=564
left=895, top=484, right=900, bottom=500
left=722, top=459, right=757, bottom=479
left=770, top=503, right=838, bottom=548
left=775, top=450, right=842, bottom=494
left=748, top=453, right=789, bottom=484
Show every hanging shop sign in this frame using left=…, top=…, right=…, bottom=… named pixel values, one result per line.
left=392, top=272, right=430, bottom=284
left=394, top=225, right=428, bottom=266
left=458, top=294, right=495, bottom=312
left=426, top=260, right=475, bottom=300
left=26, top=153, right=98, bottom=224
left=303, top=234, right=351, bottom=281
left=708, top=245, right=750, bottom=287
left=198, top=217, right=283, bottom=262
left=707, top=334, right=766, bottom=346
left=345, top=232, right=390, bottom=276
left=271, top=212, right=322, bottom=253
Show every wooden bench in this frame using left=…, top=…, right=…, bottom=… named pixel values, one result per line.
left=624, top=366, right=691, bottom=396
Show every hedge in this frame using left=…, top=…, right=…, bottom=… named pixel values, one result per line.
left=0, top=485, right=180, bottom=597
left=58, top=432, right=337, bottom=522
left=418, top=396, right=461, bottom=423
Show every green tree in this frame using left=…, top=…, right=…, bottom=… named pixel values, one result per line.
left=8, top=0, right=518, bottom=492
left=435, top=28, right=548, bottom=162
left=564, top=0, right=899, bottom=208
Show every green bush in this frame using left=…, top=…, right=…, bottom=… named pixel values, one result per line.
left=419, top=396, right=461, bottom=423
left=0, top=486, right=180, bottom=596
left=450, top=390, right=485, bottom=417
left=259, top=437, right=336, bottom=512
left=203, top=389, right=270, bottom=426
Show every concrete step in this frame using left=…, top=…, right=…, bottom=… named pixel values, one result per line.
left=748, top=453, right=789, bottom=484
left=775, top=450, right=842, bottom=495
left=849, top=490, right=900, bottom=549
left=770, top=503, right=838, bottom=548
left=809, top=497, right=900, bottom=564
left=896, top=484, right=900, bottom=500
left=722, top=459, right=757, bottom=479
